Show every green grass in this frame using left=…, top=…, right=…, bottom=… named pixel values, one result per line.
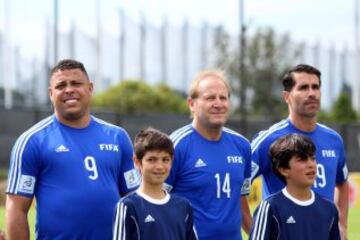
left=0, top=208, right=4, bottom=230
left=0, top=206, right=359, bottom=239
left=0, top=206, right=36, bottom=239
left=0, top=169, right=7, bottom=180
left=349, top=206, right=360, bottom=239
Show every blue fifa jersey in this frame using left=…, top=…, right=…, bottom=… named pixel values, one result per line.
left=113, top=189, right=198, bottom=240
left=7, top=115, right=140, bottom=240
left=250, top=188, right=340, bottom=240
left=251, top=119, right=348, bottom=201
left=166, top=125, right=252, bottom=240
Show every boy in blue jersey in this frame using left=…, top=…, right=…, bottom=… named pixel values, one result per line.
left=113, top=128, right=198, bottom=240
left=246, top=64, right=348, bottom=239
left=165, top=70, right=252, bottom=240
left=250, top=133, right=340, bottom=240
left=6, top=59, right=140, bottom=240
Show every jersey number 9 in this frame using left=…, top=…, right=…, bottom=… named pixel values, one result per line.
left=314, top=163, right=326, bottom=188
left=84, top=156, right=99, bottom=180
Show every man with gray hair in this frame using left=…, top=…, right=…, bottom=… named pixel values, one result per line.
left=165, top=69, right=252, bottom=239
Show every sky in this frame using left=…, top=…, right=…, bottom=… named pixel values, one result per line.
left=0, top=0, right=357, bottom=60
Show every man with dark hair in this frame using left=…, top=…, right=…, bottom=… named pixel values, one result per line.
left=250, top=133, right=340, bottom=240
left=249, top=64, right=349, bottom=239
left=6, top=59, right=140, bottom=239
left=281, top=64, right=321, bottom=91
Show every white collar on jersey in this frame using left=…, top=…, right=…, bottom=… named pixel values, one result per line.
left=282, top=188, right=315, bottom=206
left=136, top=189, right=170, bottom=205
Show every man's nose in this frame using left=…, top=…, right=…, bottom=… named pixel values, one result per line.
left=64, top=84, right=75, bottom=93
left=213, top=97, right=223, bottom=107
left=308, top=87, right=318, bottom=97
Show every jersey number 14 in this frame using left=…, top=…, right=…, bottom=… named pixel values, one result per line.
left=214, top=172, right=231, bottom=198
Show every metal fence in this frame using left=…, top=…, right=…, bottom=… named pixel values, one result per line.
left=0, top=10, right=357, bottom=111
left=0, top=108, right=359, bottom=171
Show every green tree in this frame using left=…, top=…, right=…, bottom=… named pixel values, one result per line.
left=153, top=84, right=189, bottom=113
left=246, top=29, right=303, bottom=121
left=92, top=80, right=188, bottom=114
left=213, top=27, right=303, bottom=121
left=330, top=92, right=357, bottom=123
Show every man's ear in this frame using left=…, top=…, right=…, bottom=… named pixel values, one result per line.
left=282, top=90, right=289, bottom=104
left=88, top=81, right=94, bottom=94
left=187, top=97, right=194, bottom=109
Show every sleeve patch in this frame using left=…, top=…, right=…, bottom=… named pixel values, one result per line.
left=18, top=175, right=36, bottom=194
left=163, top=183, right=173, bottom=192
left=241, top=177, right=251, bottom=195
left=124, top=169, right=141, bottom=189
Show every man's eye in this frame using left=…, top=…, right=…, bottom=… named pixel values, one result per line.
left=220, top=96, right=228, bottom=101
left=55, top=84, right=66, bottom=89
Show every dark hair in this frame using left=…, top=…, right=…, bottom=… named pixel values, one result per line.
left=50, top=59, right=89, bottom=80
left=282, top=64, right=321, bottom=91
left=134, top=127, right=174, bottom=161
left=269, top=133, right=316, bottom=183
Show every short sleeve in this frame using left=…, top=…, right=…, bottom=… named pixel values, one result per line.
left=251, top=136, right=271, bottom=182
left=250, top=200, right=278, bottom=240
left=335, top=137, right=348, bottom=184
left=113, top=199, right=138, bottom=240
left=329, top=204, right=341, bottom=240
left=241, top=140, right=252, bottom=196
left=118, top=131, right=140, bottom=195
left=6, top=135, right=40, bottom=197
left=185, top=202, right=198, bottom=240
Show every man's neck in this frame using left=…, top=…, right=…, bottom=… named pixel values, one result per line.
left=56, top=113, right=91, bottom=128
left=192, top=121, right=222, bottom=141
left=289, top=114, right=317, bottom=132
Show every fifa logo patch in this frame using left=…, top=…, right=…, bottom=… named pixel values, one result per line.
left=227, top=156, right=243, bottom=164
left=18, top=175, right=36, bottom=194
left=321, top=150, right=336, bottom=157
left=124, top=169, right=141, bottom=189
left=99, top=144, right=119, bottom=152
left=241, top=178, right=251, bottom=193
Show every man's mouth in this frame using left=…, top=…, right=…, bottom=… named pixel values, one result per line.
left=64, top=99, right=78, bottom=104
left=305, top=100, right=319, bottom=105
